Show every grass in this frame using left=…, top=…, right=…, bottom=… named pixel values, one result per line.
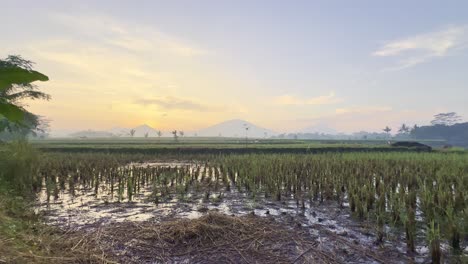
left=34, top=150, right=468, bottom=262
left=0, top=141, right=113, bottom=263
left=29, top=138, right=444, bottom=157
left=0, top=191, right=115, bottom=263
left=1, top=139, right=466, bottom=263
left=31, top=137, right=445, bottom=148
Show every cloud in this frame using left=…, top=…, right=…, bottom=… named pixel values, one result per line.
left=273, top=92, right=343, bottom=106
left=335, top=106, right=392, bottom=114
left=51, top=13, right=206, bottom=57
left=373, top=25, right=468, bottom=70
left=135, top=96, right=220, bottom=112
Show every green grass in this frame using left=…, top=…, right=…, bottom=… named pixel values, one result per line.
left=30, top=137, right=436, bottom=156
left=33, top=150, right=467, bottom=262
left=30, top=137, right=451, bottom=152
left=1, top=139, right=465, bottom=263
left=0, top=191, right=113, bottom=263
left=0, top=141, right=112, bottom=263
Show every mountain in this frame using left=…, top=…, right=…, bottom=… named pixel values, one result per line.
left=69, top=130, right=114, bottom=138
left=195, top=119, right=276, bottom=138
left=132, top=124, right=159, bottom=137
left=107, top=124, right=160, bottom=137
left=108, top=127, right=130, bottom=137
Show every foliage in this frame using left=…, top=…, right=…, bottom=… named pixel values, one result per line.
left=411, top=122, right=468, bottom=147
left=172, top=130, right=178, bottom=141
left=30, top=150, right=468, bottom=261
left=0, top=55, right=49, bottom=134
left=0, top=194, right=113, bottom=263
left=382, top=126, right=392, bottom=135
left=431, top=112, right=462, bottom=126
left=398, top=123, right=410, bottom=134
left=0, top=140, right=39, bottom=195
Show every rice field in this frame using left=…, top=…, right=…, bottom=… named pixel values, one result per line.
left=32, top=150, right=468, bottom=263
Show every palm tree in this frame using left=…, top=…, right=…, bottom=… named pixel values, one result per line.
left=172, top=130, right=178, bottom=141
left=130, top=129, right=136, bottom=137
left=0, top=55, right=49, bottom=131
left=157, top=130, right=162, bottom=138
left=383, top=126, right=392, bottom=138
left=410, top=124, right=418, bottom=137
left=178, top=131, right=184, bottom=137
left=398, top=124, right=410, bottom=134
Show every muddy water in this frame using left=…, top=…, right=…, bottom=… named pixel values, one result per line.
left=35, top=161, right=442, bottom=263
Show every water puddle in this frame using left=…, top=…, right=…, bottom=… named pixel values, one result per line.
left=35, top=161, right=454, bottom=263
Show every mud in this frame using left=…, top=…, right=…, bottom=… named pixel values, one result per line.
left=35, top=161, right=460, bottom=263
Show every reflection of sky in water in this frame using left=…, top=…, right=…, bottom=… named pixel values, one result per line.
left=35, top=162, right=449, bottom=262
left=35, top=162, right=384, bottom=243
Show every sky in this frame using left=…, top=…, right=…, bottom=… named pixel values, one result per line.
left=1, top=0, right=467, bottom=134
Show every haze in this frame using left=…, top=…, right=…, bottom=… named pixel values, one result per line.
left=1, top=0, right=467, bottom=135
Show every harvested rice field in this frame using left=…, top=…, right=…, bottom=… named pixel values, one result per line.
left=29, top=151, right=468, bottom=263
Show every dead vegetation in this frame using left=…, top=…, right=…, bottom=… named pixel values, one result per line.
left=91, top=212, right=316, bottom=263
left=2, top=206, right=418, bottom=263
left=0, top=196, right=114, bottom=264
left=73, top=212, right=405, bottom=264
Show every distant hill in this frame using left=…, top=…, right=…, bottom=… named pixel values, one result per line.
left=108, top=127, right=130, bottom=137
left=108, top=124, right=160, bottom=137
left=69, top=130, right=114, bottom=138
left=195, top=119, right=276, bottom=138
left=63, top=122, right=275, bottom=138
left=132, top=124, right=159, bottom=137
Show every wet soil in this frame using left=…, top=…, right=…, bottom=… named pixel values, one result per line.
left=35, top=162, right=462, bottom=263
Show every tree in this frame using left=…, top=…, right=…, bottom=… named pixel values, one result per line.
left=431, top=112, right=461, bottom=126
left=410, top=122, right=468, bottom=147
left=383, top=126, right=392, bottom=137
left=172, top=130, right=178, bottom=141
left=178, top=131, right=184, bottom=137
left=410, top=124, right=419, bottom=137
left=0, top=55, right=49, bottom=132
left=130, top=129, right=136, bottom=137
left=144, top=132, right=148, bottom=138
left=157, top=130, right=162, bottom=138
left=398, top=123, right=410, bottom=134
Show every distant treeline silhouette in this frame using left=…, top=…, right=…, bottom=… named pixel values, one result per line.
left=411, top=122, right=468, bottom=147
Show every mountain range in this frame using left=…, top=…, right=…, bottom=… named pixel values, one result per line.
left=63, top=119, right=277, bottom=138
left=195, top=119, right=276, bottom=138
left=108, top=124, right=160, bottom=137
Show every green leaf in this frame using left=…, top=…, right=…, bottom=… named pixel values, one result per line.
left=0, top=67, right=49, bottom=91
left=0, top=102, right=24, bottom=122
left=0, top=117, right=8, bottom=132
